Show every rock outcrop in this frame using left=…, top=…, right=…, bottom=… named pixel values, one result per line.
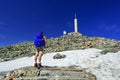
left=0, top=32, right=120, bottom=62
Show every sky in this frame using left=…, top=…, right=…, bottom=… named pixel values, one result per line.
left=0, top=0, right=120, bottom=47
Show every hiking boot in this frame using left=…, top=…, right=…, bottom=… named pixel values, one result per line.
left=37, top=63, right=41, bottom=69
left=34, top=63, right=37, bottom=67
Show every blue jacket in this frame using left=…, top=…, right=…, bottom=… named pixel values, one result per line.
left=34, top=33, right=45, bottom=47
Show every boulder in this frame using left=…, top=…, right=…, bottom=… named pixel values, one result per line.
left=53, top=53, right=66, bottom=59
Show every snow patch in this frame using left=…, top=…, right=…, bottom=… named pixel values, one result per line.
left=0, top=48, right=120, bottom=80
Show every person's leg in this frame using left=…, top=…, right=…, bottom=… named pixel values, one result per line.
left=37, top=51, right=43, bottom=63
left=34, top=48, right=39, bottom=67
left=34, top=51, right=39, bottom=62
left=37, top=47, right=44, bottom=68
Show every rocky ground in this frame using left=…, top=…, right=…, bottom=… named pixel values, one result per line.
left=0, top=32, right=120, bottom=80
left=0, top=66, right=96, bottom=80
left=0, top=32, right=120, bottom=62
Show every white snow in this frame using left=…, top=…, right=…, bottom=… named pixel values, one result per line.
left=0, top=48, right=120, bottom=80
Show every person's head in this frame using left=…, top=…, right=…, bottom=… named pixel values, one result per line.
left=40, top=31, right=44, bottom=35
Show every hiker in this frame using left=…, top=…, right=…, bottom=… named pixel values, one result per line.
left=34, top=31, right=47, bottom=68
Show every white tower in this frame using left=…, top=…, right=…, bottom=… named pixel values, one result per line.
left=74, top=14, right=78, bottom=33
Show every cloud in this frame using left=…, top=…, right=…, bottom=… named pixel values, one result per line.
left=0, top=26, right=7, bottom=30
left=0, top=21, right=5, bottom=24
left=98, top=23, right=120, bottom=33
left=0, top=21, right=6, bottom=39
left=114, top=28, right=120, bottom=33
left=0, top=34, right=6, bottom=39
left=105, top=24, right=117, bottom=31
left=0, top=21, right=7, bottom=30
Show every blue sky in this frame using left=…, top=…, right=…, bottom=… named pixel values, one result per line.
left=0, top=0, right=120, bottom=47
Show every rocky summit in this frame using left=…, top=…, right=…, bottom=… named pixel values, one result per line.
left=0, top=32, right=120, bottom=62
left=0, top=32, right=120, bottom=80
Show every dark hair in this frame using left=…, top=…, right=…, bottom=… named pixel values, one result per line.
left=40, top=31, right=44, bottom=35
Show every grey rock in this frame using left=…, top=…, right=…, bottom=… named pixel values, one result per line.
left=36, top=70, right=41, bottom=76
left=6, top=72, right=11, bottom=77
left=0, top=76, right=5, bottom=80
left=53, top=53, right=66, bottom=59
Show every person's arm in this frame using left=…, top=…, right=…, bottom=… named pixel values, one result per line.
left=43, top=36, right=47, bottom=43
